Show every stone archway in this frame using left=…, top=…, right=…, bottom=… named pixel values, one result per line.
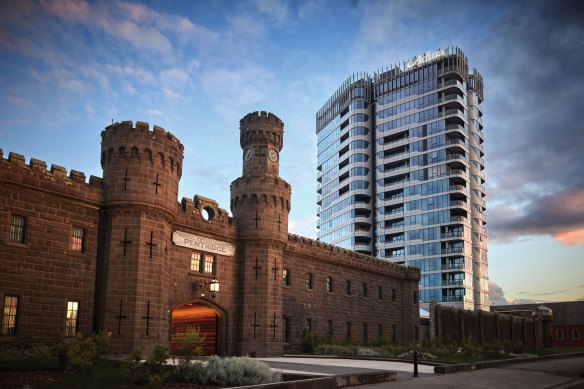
left=170, top=302, right=225, bottom=355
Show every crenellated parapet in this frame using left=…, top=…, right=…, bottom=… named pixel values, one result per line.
left=0, top=149, right=104, bottom=203
left=100, top=121, right=184, bottom=217
left=239, top=111, right=284, bottom=151
left=101, top=121, right=183, bottom=177
left=175, top=195, right=234, bottom=230
left=230, top=176, right=291, bottom=212
left=286, top=233, right=420, bottom=281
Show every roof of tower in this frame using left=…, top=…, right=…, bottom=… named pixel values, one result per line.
left=240, top=111, right=284, bottom=128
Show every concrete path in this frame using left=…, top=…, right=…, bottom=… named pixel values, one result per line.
left=259, top=357, right=434, bottom=382
left=260, top=356, right=584, bottom=389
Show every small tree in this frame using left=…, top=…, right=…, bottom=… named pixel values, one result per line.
left=172, top=326, right=206, bottom=381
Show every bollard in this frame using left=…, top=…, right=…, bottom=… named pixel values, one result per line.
left=413, top=350, right=419, bottom=377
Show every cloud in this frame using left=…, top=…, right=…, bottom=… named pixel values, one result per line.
left=488, top=280, right=510, bottom=305
left=250, top=0, right=290, bottom=24
left=488, top=188, right=584, bottom=244
left=478, top=1, right=584, bottom=243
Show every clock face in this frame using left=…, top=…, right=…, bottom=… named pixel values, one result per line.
left=244, top=148, right=253, bottom=161
left=268, top=148, right=279, bottom=163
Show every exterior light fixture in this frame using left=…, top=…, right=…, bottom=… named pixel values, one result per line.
left=192, top=278, right=220, bottom=298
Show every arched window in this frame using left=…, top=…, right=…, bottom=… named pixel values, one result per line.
left=556, top=328, right=564, bottom=340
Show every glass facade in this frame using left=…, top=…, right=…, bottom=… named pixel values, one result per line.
left=316, top=47, right=488, bottom=310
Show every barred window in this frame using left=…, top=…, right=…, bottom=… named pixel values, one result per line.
left=1, top=296, right=19, bottom=335
left=282, top=269, right=290, bottom=286
left=10, top=215, right=26, bottom=243
left=204, top=255, right=215, bottom=274
left=65, top=301, right=79, bottom=337
left=191, top=253, right=201, bottom=272
left=71, top=227, right=85, bottom=252
left=306, top=273, right=313, bottom=289
left=326, top=277, right=333, bottom=292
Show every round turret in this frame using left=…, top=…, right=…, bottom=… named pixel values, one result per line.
left=100, top=121, right=184, bottom=216
left=239, top=111, right=284, bottom=177
left=231, top=112, right=291, bottom=243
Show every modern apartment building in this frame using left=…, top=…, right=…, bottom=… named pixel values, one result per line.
left=316, top=47, right=488, bottom=310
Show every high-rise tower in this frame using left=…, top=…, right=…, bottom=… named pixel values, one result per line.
left=316, top=47, right=488, bottom=310
left=230, top=111, right=291, bottom=356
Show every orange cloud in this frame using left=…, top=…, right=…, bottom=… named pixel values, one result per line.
left=554, top=228, right=584, bottom=245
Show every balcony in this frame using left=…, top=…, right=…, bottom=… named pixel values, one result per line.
left=439, top=94, right=465, bottom=105
left=440, top=109, right=465, bottom=120
left=441, top=263, right=465, bottom=271
left=441, top=231, right=464, bottom=239
left=446, top=154, right=469, bottom=163
left=355, top=242, right=373, bottom=252
left=438, top=79, right=464, bottom=91
left=442, top=295, right=464, bottom=302
left=446, top=123, right=468, bottom=136
left=446, top=139, right=467, bottom=148
left=449, top=169, right=467, bottom=179
left=441, top=247, right=464, bottom=255
left=442, top=279, right=464, bottom=287
left=449, top=184, right=469, bottom=194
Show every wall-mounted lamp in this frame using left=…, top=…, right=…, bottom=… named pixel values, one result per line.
left=192, top=278, right=220, bottom=298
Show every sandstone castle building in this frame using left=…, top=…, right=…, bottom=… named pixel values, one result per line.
left=0, top=112, right=420, bottom=357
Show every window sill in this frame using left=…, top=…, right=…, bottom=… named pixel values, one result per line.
left=4, top=240, right=30, bottom=249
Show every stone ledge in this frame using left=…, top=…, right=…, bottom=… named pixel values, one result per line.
left=434, top=351, right=584, bottom=374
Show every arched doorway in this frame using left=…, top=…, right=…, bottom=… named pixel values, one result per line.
left=171, top=304, right=219, bottom=355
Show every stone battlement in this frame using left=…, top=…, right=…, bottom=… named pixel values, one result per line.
left=101, top=121, right=183, bottom=149
left=0, top=149, right=104, bottom=189
left=287, top=233, right=420, bottom=280
left=240, top=111, right=284, bottom=128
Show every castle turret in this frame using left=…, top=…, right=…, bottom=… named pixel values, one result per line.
left=230, top=111, right=291, bottom=357
left=99, top=121, right=184, bottom=354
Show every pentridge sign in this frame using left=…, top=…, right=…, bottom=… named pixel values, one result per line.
left=172, top=230, right=235, bottom=256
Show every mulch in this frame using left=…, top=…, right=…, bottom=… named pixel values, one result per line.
left=0, top=370, right=66, bottom=389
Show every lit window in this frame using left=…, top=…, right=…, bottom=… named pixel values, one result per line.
left=306, top=273, right=313, bottom=289
left=65, top=301, right=79, bottom=337
left=71, top=227, right=85, bottom=252
left=10, top=215, right=26, bottom=243
left=282, top=269, right=290, bottom=286
left=191, top=253, right=201, bottom=272
left=326, top=277, right=333, bottom=292
left=204, top=255, right=215, bottom=274
left=1, top=296, right=19, bottom=335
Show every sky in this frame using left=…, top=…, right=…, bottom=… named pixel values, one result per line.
left=1, top=0, right=583, bottom=305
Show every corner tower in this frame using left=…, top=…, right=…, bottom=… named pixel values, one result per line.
left=230, top=111, right=291, bottom=357
left=99, top=121, right=184, bottom=354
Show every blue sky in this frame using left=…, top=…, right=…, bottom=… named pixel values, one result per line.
left=1, top=0, right=583, bottom=305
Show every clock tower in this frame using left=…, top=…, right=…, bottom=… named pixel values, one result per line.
left=230, top=111, right=291, bottom=357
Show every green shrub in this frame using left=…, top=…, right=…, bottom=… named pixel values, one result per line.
left=314, top=343, right=355, bottom=355
left=171, top=326, right=206, bottom=381
left=356, top=347, right=380, bottom=356
left=201, top=356, right=281, bottom=387
left=66, top=337, right=98, bottom=370
left=300, top=328, right=320, bottom=353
